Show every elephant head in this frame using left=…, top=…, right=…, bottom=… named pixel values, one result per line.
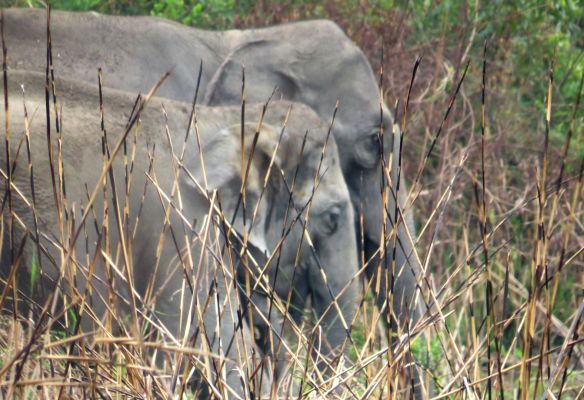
left=216, top=101, right=360, bottom=383
left=1, top=71, right=359, bottom=396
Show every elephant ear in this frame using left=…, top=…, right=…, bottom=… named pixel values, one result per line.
left=204, top=39, right=303, bottom=106
left=183, top=122, right=281, bottom=254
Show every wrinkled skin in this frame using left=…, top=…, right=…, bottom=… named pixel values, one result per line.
left=0, top=71, right=358, bottom=394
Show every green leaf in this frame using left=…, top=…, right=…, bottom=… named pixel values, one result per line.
left=29, top=248, right=39, bottom=290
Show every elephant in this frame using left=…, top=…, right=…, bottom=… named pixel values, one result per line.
left=0, top=70, right=359, bottom=395
left=203, top=21, right=424, bottom=332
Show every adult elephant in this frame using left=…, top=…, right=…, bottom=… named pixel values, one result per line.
left=0, top=71, right=358, bottom=397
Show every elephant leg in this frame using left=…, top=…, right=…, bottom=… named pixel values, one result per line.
left=211, top=276, right=279, bottom=399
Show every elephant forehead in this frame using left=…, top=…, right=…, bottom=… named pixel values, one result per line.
left=289, top=148, right=343, bottom=202
left=357, top=107, right=395, bottom=140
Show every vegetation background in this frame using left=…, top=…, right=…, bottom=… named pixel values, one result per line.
left=2, top=0, right=583, bottom=398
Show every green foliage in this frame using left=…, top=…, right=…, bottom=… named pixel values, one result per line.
left=405, top=0, right=582, bottom=154
left=29, top=248, right=39, bottom=291
left=67, top=306, right=78, bottom=329
left=150, top=0, right=249, bottom=29
left=10, top=0, right=252, bottom=29
left=348, top=319, right=366, bottom=361
left=409, top=334, right=440, bottom=370
left=8, top=0, right=144, bottom=14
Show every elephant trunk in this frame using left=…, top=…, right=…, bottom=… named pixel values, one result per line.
left=308, top=202, right=360, bottom=370
left=351, top=122, right=425, bottom=329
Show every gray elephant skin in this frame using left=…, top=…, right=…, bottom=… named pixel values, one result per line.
left=1, top=8, right=227, bottom=102
left=3, top=4, right=424, bottom=329
left=0, top=71, right=358, bottom=396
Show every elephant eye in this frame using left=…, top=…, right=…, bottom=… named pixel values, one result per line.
left=354, top=130, right=382, bottom=169
left=321, top=204, right=343, bottom=235
left=368, top=132, right=380, bottom=152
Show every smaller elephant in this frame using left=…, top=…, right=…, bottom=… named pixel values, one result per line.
left=0, top=71, right=284, bottom=398
left=0, top=70, right=359, bottom=395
